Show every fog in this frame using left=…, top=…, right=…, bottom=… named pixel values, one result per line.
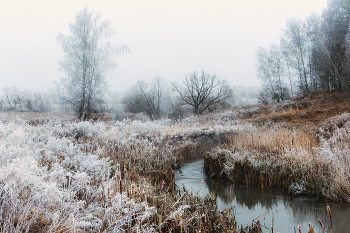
left=0, top=0, right=327, bottom=92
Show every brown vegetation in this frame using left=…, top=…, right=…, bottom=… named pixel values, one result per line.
left=205, top=92, right=350, bottom=204
left=2, top=92, right=348, bottom=232
left=245, top=92, right=350, bottom=125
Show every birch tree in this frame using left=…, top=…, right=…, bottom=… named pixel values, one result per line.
left=57, top=7, right=129, bottom=120
left=257, top=45, right=289, bottom=103
left=281, top=18, right=311, bottom=93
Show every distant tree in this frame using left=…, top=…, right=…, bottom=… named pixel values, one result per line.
left=0, top=95, right=3, bottom=111
left=149, top=76, right=167, bottom=118
left=281, top=18, right=311, bottom=93
left=257, top=88, right=270, bottom=105
left=281, top=48, right=295, bottom=97
left=172, top=70, right=233, bottom=115
left=2, top=86, right=23, bottom=110
left=256, top=45, right=290, bottom=103
left=107, top=90, right=127, bottom=120
left=230, top=85, right=260, bottom=107
left=256, top=0, right=350, bottom=96
left=123, top=77, right=167, bottom=120
left=256, top=47, right=275, bottom=97
left=23, top=90, right=51, bottom=112
left=166, top=96, right=185, bottom=120
left=321, top=0, right=350, bottom=91
left=0, top=87, right=51, bottom=112
left=304, top=12, right=322, bottom=91
left=57, top=7, right=129, bottom=120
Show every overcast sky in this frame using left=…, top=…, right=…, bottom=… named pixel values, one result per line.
left=0, top=0, right=328, bottom=92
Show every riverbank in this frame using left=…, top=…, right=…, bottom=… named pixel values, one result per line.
left=177, top=158, right=348, bottom=232
left=204, top=113, right=350, bottom=203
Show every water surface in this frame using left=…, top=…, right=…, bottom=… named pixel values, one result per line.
left=175, top=158, right=350, bottom=233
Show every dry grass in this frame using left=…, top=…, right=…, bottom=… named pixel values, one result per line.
left=226, top=92, right=350, bottom=125
left=205, top=113, right=350, bottom=203
left=96, top=132, right=261, bottom=232
left=186, top=93, right=315, bottom=126
left=200, top=92, right=350, bottom=204
left=230, top=125, right=319, bottom=154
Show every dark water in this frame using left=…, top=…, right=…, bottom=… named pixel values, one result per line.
left=175, top=158, right=350, bottom=233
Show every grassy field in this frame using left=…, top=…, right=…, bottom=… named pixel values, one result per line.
left=0, top=92, right=348, bottom=232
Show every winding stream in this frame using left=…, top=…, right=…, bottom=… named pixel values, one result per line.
left=175, top=158, right=350, bottom=233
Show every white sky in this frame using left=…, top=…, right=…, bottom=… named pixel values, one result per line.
left=0, top=0, right=328, bottom=92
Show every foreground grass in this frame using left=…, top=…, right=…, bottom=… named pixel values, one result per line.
left=0, top=112, right=261, bottom=232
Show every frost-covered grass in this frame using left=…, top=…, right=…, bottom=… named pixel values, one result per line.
left=3, top=108, right=349, bottom=232
left=205, top=113, right=350, bottom=203
left=0, top=116, right=160, bottom=232
left=0, top=112, right=260, bottom=232
left=6, top=107, right=349, bottom=232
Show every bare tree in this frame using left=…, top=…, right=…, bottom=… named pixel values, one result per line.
left=256, top=46, right=276, bottom=99
left=172, top=70, right=233, bottom=115
left=322, top=0, right=350, bottom=91
left=123, top=77, right=167, bottom=120
left=257, top=88, right=270, bottom=105
left=281, top=46, right=295, bottom=97
left=149, top=76, right=167, bottom=118
left=57, top=7, right=129, bottom=120
left=257, top=45, right=290, bottom=103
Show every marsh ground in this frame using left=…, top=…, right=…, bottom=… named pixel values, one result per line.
left=0, top=92, right=349, bottom=232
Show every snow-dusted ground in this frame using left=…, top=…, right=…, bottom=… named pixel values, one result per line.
left=0, top=115, right=159, bottom=232
left=0, top=110, right=252, bottom=232
left=2, top=109, right=349, bottom=232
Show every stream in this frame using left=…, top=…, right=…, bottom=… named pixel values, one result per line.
left=175, top=158, right=350, bottom=233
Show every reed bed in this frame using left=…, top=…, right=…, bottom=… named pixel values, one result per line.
left=205, top=113, right=350, bottom=203
left=230, top=125, right=318, bottom=154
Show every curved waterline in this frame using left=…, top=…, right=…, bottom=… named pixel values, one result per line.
left=175, top=158, right=350, bottom=233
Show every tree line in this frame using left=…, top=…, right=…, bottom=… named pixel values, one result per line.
left=0, top=7, right=260, bottom=120
left=257, top=0, right=350, bottom=104
left=54, top=7, right=236, bottom=120
left=121, top=72, right=234, bottom=121
left=0, top=86, right=51, bottom=112
left=1, top=77, right=257, bottom=122
left=0, top=8, right=237, bottom=119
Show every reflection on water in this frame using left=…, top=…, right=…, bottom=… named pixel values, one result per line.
left=175, top=158, right=350, bottom=233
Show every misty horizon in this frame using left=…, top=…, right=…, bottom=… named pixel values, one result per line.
left=0, top=0, right=327, bottom=92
